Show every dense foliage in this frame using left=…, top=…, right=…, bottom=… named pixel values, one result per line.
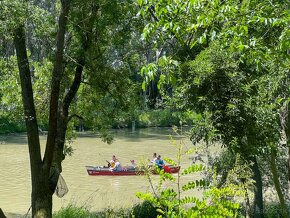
left=0, top=0, right=289, bottom=217
left=138, top=0, right=290, bottom=217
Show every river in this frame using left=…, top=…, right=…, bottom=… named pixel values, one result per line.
left=0, top=128, right=197, bottom=217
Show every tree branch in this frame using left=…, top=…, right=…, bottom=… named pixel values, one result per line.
left=43, top=0, right=71, bottom=172
left=14, top=25, right=42, bottom=173
left=68, top=114, right=84, bottom=123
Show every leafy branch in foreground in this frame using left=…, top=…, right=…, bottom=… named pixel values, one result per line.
left=135, top=128, right=252, bottom=218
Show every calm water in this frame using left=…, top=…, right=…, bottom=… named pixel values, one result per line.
left=0, top=128, right=196, bottom=217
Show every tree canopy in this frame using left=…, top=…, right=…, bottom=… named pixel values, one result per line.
left=0, top=0, right=289, bottom=217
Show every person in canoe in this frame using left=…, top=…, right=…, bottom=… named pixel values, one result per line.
left=155, top=155, right=164, bottom=169
left=149, top=152, right=157, bottom=163
left=108, top=155, right=122, bottom=172
left=106, top=155, right=116, bottom=167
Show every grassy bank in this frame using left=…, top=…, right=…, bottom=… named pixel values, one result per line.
left=0, top=109, right=194, bottom=133
left=111, top=109, right=194, bottom=129
left=52, top=201, right=290, bottom=218
left=52, top=201, right=158, bottom=218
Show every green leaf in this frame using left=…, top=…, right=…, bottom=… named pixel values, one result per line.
left=182, top=164, right=205, bottom=175
left=142, top=81, right=146, bottom=91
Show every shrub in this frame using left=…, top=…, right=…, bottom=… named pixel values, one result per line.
left=94, top=208, right=130, bottom=218
left=53, top=204, right=94, bottom=218
left=53, top=205, right=132, bottom=218
left=263, top=202, right=290, bottom=218
left=136, top=128, right=250, bottom=218
left=131, top=201, right=159, bottom=218
left=137, top=109, right=192, bottom=128
left=0, top=117, right=26, bottom=134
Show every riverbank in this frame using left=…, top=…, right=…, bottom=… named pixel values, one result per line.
left=6, top=200, right=289, bottom=218
left=0, top=109, right=194, bottom=134
left=5, top=212, right=28, bottom=218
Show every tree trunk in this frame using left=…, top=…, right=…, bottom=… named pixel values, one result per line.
left=32, top=170, right=53, bottom=217
left=251, top=156, right=264, bottom=218
left=14, top=0, right=101, bottom=216
left=13, top=0, right=71, bottom=217
left=281, top=102, right=290, bottom=182
left=14, top=26, right=53, bottom=217
left=0, top=208, right=7, bottom=218
left=43, top=0, right=71, bottom=174
left=53, top=60, right=84, bottom=170
left=52, top=2, right=98, bottom=172
left=270, top=147, right=289, bottom=218
left=13, top=24, right=51, bottom=218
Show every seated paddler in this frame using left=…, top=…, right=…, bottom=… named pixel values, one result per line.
left=155, top=155, right=164, bottom=169
left=109, top=155, right=122, bottom=172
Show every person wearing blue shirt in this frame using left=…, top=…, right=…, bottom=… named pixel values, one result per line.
left=155, top=155, right=164, bottom=169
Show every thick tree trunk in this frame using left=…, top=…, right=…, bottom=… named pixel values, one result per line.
left=14, top=25, right=51, bottom=218
left=270, top=148, right=289, bottom=218
left=32, top=170, right=53, bottom=217
left=14, top=0, right=71, bottom=217
left=14, top=27, right=53, bottom=217
left=0, top=208, right=7, bottom=218
left=251, top=156, right=264, bottom=218
left=14, top=1, right=99, bottom=217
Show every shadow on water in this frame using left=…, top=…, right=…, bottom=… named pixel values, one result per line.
left=0, top=133, right=28, bottom=146
left=1, top=127, right=191, bottom=145
left=77, top=127, right=189, bottom=142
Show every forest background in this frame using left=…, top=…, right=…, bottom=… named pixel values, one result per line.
left=0, top=0, right=289, bottom=217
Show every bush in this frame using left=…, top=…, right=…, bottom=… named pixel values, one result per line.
left=131, top=201, right=159, bottom=218
left=94, top=208, right=130, bottom=218
left=53, top=205, right=94, bottom=218
left=110, top=109, right=194, bottom=129
left=263, top=202, right=290, bottom=218
left=137, top=109, right=192, bottom=128
left=53, top=205, right=131, bottom=218
left=136, top=130, right=249, bottom=218
left=0, top=117, right=26, bottom=134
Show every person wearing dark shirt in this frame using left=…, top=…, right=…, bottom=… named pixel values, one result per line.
left=155, top=155, right=164, bottom=169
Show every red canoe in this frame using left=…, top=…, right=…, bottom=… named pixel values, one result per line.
left=85, top=165, right=180, bottom=176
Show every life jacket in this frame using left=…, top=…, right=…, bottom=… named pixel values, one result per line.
left=110, top=160, right=115, bottom=168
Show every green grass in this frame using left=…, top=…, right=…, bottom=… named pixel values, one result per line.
left=52, top=200, right=290, bottom=218
left=52, top=201, right=160, bottom=218
left=53, top=205, right=94, bottom=218
left=53, top=205, right=131, bottom=218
